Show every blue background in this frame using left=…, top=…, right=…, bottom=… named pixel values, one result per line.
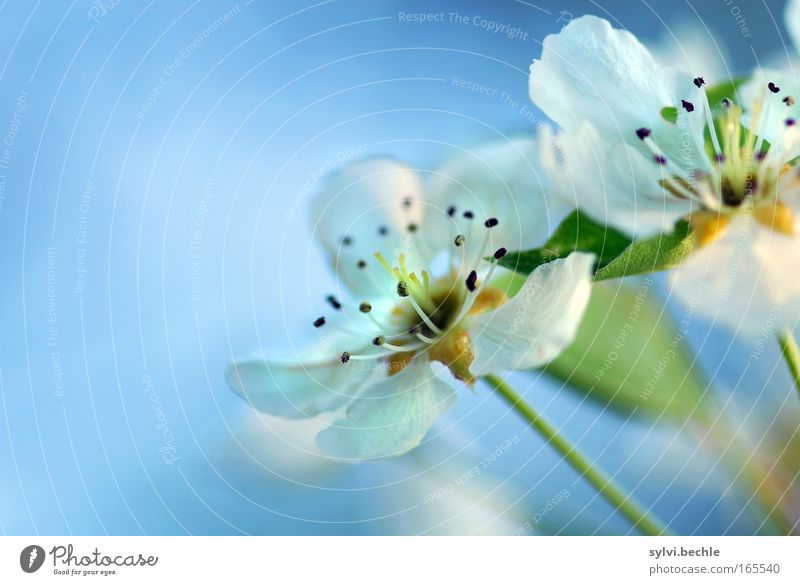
left=0, top=0, right=797, bottom=535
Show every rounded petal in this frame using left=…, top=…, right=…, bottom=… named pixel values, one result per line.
left=669, top=215, right=800, bottom=337
left=315, top=358, right=456, bottom=460
left=529, top=15, right=708, bottom=172
left=425, top=137, right=570, bottom=257
left=227, top=335, right=374, bottom=419
left=542, top=123, right=695, bottom=238
left=310, top=159, right=429, bottom=300
left=467, top=252, right=595, bottom=375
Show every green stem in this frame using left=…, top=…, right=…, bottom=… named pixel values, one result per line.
left=777, top=329, right=800, bottom=398
left=483, top=373, right=672, bottom=536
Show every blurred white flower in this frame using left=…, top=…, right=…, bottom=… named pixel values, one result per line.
left=228, top=140, right=594, bottom=460
left=651, top=20, right=730, bottom=82
left=530, top=15, right=800, bottom=336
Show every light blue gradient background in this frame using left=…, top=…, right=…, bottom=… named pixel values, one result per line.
left=0, top=0, right=797, bottom=535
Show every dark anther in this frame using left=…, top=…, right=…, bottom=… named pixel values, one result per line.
left=784, top=96, right=796, bottom=107
left=357, top=259, right=367, bottom=269
left=463, top=210, right=474, bottom=219
left=681, top=99, right=695, bottom=113
left=653, top=155, right=667, bottom=165
left=721, top=97, right=732, bottom=108
left=786, top=118, right=796, bottom=127
left=693, top=77, right=705, bottom=88
left=378, top=225, right=389, bottom=236
left=402, top=197, right=413, bottom=208
left=359, top=302, right=372, bottom=313
left=484, top=217, right=499, bottom=228
left=465, top=270, right=478, bottom=292
left=454, top=234, right=466, bottom=247
left=326, top=295, right=342, bottom=310
left=407, top=223, right=418, bottom=233
left=447, top=205, right=457, bottom=217
left=769, top=81, right=781, bottom=94
left=340, top=352, right=351, bottom=364
left=715, top=153, right=725, bottom=163
left=313, top=317, right=326, bottom=328
left=636, top=128, right=652, bottom=141
left=493, top=247, right=507, bottom=260
left=372, top=336, right=385, bottom=346
left=341, top=235, right=353, bottom=246
left=397, top=282, right=409, bottom=297
left=755, top=150, right=767, bottom=161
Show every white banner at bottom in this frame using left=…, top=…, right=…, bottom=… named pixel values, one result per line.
left=1, top=536, right=797, bottom=584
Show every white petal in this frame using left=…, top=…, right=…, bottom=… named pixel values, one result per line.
left=542, top=122, right=695, bottom=238
left=788, top=0, right=800, bottom=57
left=669, top=215, right=800, bottom=337
left=529, top=15, right=708, bottom=171
left=467, top=252, right=595, bottom=375
left=311, top=159, right=429, bottom=299
left=425, top=137, right=570, bottom=256
left=315, top=358, right=456, bottom=460
left=227, top=335, right=374, bottom=419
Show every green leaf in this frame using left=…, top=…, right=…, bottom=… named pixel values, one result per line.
left=497, top=211, right=631, bottom=275
left=660, top=106, right=678, bottom=124
left=704, top=77, right=746, bottom=108
left=499, top=211, right=696, bottom=282
left=543, top=281, right=708, bottom=419
left=593, top=220, right=695, bottom=281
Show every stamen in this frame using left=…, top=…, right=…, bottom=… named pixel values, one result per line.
left=313, top=317, right=326, bottom=328
left=359, top=302, right=372, bottom=313
left=694, top=79, right=723, bottom=157
left=341, top=235, right=353, bottom=246
left=377, top=225, right=389, bottom=236
left=342, top=343, right=426, bottom=362
left=402, top=196, right=413, bottom=208
left=397, top=282, right=409, bottom=297
left=447, top=205, right=456, bottom=217
left=409, top=324, right=435, bottom=344
left=636, top=128, right=652, bottom=141
left=450, top=250, right=504, bottom=328
left=357, top=259, right=367, bottom=269
left=406, top=295, right=443, bottom=335
left=484, top=217, right=499, bottom=228
left=784, top=96, right=796, bottom=107
left=454, top=234, right=466, bottom=247
left=768, top=81, right=780, bottom=94
left=326, top=295, right=342, bottom=310
left=373, top=336, right=385, bottom=346
left=463, top=210, right=474, bottom=219
left=414, top=332, right=436, bottom=344
left=693, top=77, right=705, bottom=88
left=407, top=223, right=418, bottom=233
left=640, top=135, right=700, bottom=200
left=465, top=270, right=478, bottom=292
